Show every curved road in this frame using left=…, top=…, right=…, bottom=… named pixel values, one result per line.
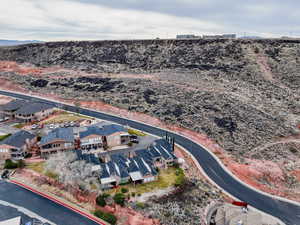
left=0, top=180, right=101, bottom=225
left=0, top=90, right=299, bottom=225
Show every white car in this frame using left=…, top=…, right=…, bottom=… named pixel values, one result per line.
left=49, top=124, right=55, bottom=129
left=31, top=124, right=38, bottom=130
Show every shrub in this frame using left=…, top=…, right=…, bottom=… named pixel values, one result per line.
left=113, top=193, right=126, bottom=206
left=96, top=195, right=107, bottom=207
left=136, top=202, right=146, bottom=209
left=4, top=159, right=18, bottom=169
left=94, top=210, right=117, bottom=225
left=121, top=187, right=128, bottom=193
left=102, top=193, right=110, bottom=198
left=131, top=192, right=136, bottom=197
left=17, top=160, right=25, bottom=168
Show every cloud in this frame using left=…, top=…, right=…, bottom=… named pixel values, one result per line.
left=0, top=0, right=299, bottom=41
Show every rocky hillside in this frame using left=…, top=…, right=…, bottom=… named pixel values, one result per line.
left=0, top=39, right=300, bottom=165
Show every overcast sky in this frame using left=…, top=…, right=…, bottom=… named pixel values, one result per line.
left=0, top=0, right=299, bottom=41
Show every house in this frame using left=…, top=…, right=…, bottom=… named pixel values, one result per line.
left=78, top=126, right=104, bottom=152
left=39, top=128, right=75, bottom=158
left=0, top=99, right=27, bottom=118
left=79, top=123, right=130, bottom=151
left=0, top=130, right=36, bottom=160
left=0, top=99, right=54, bottom=122
left=14, top=102, right=54, bottom=122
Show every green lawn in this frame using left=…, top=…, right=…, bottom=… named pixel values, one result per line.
left=13, top=123, right=25, bottom=129
left=105, top=167, right=181, bottom=195
left=0, top=133, right=11, bottom=141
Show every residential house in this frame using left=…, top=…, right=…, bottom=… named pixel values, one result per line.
left=78, top=126, right=104, bottom=152
left=14, top=102, right=54, bottom=122
left=0, top=130, right=36, bottom=160
left=39, top=128, right=75, bottom=158
left=0, top=99, right=27, bottom=118
left=78, top=123, right=130, bottom=151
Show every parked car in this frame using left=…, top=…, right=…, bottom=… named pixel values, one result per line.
left=1, top=170, right=9, bottom=179
left=49, top=124, right=55, bottom=129
left=31, top=124, right=38, bottom=130
left=70, top=121, right=75, bottom=127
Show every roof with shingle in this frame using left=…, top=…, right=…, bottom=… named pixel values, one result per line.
left=1, top=130, right=35, bottom=148
left=40, top=127, right=74, bottom=145
left=1, top=99, right=27, bottom=111
left=15, top=102, right=53, bottom=115
left=80, top=124, right=126, bottom=139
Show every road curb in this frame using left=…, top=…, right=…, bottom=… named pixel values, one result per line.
left=9, top=179, right=107, bottom=225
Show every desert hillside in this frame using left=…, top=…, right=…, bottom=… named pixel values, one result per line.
left=0, top=39, right=300, bottom=197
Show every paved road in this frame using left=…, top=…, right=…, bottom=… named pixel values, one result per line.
left=1, top=90, right=300, bottom=225
left=0, top=180, right=100, bottom=225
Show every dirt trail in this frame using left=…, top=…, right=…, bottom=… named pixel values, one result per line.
left=249, top=138, right=300, bottom=154
left=249, top=48, right=275, bottom=82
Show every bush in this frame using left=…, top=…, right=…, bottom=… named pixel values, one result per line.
left=96, top=195, right=107, bottom=207
left=113, top=193, right=126, bottom=206
left=121, top=187, right=128, bottom=193
left=4, top=159, right=18, bottom=169
left=136, top=202, right=146, bottom=209
left=94, top=210, right=117, bottom=225
left=96, top=196, right=106, bottom=207
left=131, top=192, right=136, bottom=197
left=17, top=160, right=25, bottom=168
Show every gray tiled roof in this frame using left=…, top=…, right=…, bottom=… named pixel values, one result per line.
left=1, top=99, right=27, bottom=111
left=40, top=127, right=74, bottom=145
left=80, top=124, right=126, bottom=138
left=1, top=130, right=35, bottom=148
left=15, top=102, right=53, bottom=115
left=78, top=138, right=176, bottom=181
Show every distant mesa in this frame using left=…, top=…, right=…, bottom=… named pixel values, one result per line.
left=0, top=39, right=43, bottom=46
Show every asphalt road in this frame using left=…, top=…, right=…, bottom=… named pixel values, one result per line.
left=0, top=180, right=100, bottom=225
left=1, top=90, right=300, bottom=225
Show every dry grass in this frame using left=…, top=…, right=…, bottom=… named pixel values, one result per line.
left=41, top=111, right=92, bottom=124
left=26, top=162, right=45, bottom=174
left=105, top=167, right=179, bottom=195
left=25, top=162, right=58, bottom=180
